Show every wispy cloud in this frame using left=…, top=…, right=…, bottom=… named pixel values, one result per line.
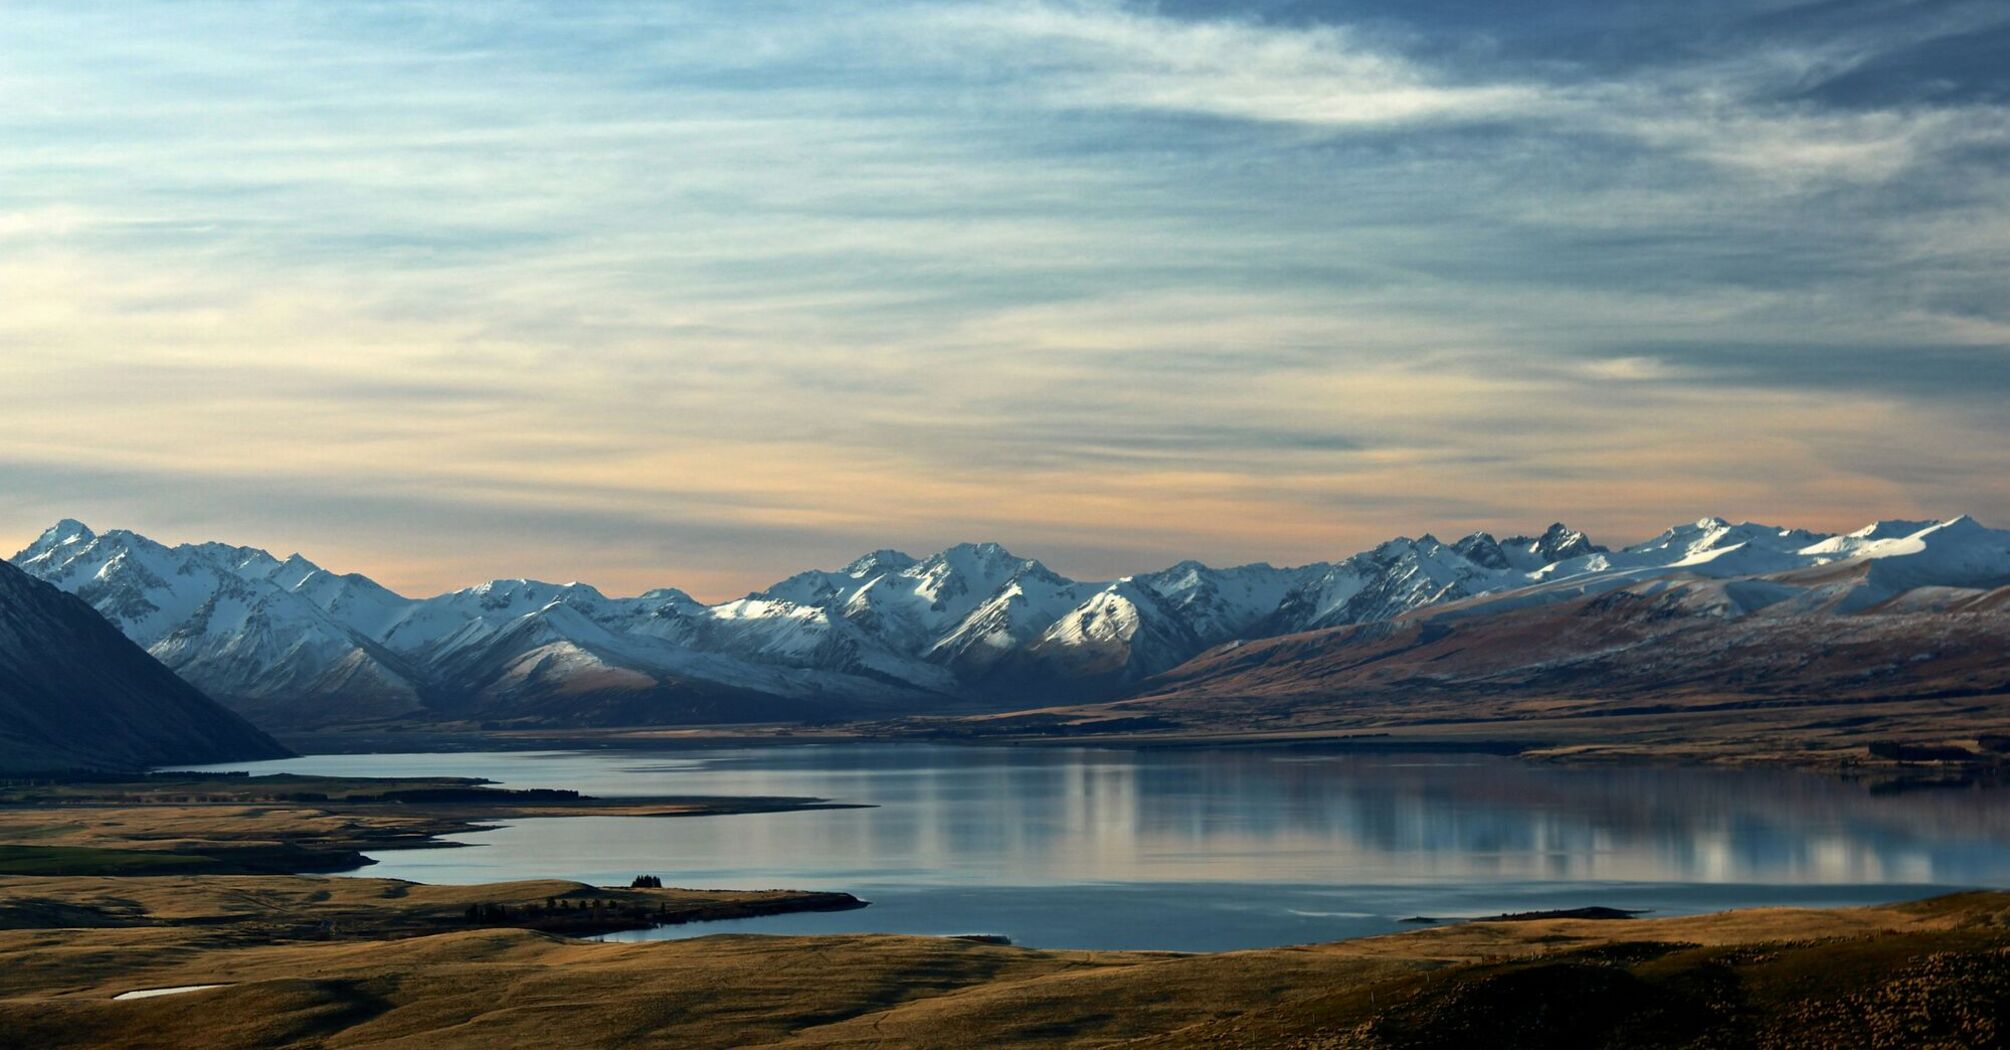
left=909, top=1, right=1549, bottom=126
left=1, top=0, right=2006, bottom=595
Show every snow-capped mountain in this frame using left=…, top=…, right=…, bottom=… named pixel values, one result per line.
left=1003, top=578, right=1208, bottom=690
left=12, top=514, right=2009, bottom=730
left=0, top=555, right=289, bottom=772
left=1135, top=561, right=1311, bottom=649
left=755, top=541, right=1101, bottom=676
left=12, top=521, right=428, bottom=725
left=1140, top=517, right=2010, bottom=720
left=10, top=521, right=965, bottom=726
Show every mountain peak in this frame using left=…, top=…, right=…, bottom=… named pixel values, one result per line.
left=925, top=541, right=1043, bottom=576
left=1369, top=536, right=1419, bottom=557
left=843, top=548, right=918, bottom=576
left=942, top=540, right=1015, bottom=559
left=16, top=518, right=96, bottom=562
left=1452, top=531, right=1510, bottom=570
left=44, top=518, right=94, bottom=543
left=1535, top=522, right=1604, bottom=560
left=1846, top=518, right=1938, bottom=541
left=1905, top=515, right=2000, bottom=547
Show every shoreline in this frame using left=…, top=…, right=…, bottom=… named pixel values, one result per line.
left=3, top=755, right=2007, bottom=1045
left=266, top=716, right=2010, bottom=790
left=0, top=872, right=870, bottom=942
left=0, top=772, right=870, bottom=879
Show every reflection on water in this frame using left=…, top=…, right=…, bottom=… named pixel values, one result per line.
left=183, top=745, right=2010, bottom=950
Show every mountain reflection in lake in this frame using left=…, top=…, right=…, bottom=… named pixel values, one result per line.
left=184, top=745, right=2010, bottom=951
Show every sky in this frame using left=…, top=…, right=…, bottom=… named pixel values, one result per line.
left=3, top=0, right=2008, bottom=600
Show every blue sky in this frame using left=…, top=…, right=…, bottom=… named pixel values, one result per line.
left=3, top=0, right=2007, bottom=597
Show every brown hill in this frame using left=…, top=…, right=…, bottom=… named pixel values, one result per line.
left=985, top=570, right=2010, bottom=765
left=1145, top=575, right=2010, bottom=709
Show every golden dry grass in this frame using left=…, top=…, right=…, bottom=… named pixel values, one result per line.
left=2, top=874, right=2005, bottom=1049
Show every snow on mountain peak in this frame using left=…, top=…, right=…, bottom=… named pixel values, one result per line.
left=1844, top=519, right=1938, bottom=542
left=1534, top=522, right=1603, bottom=560
left=842, top=549, right=918, bottom=576
left=925, top=541, right=1034, bottom=574
left=1490, top=523, right=1605, bottom=571
left=42, top=518, right=93, bottom=545
left=460, top=578, right=609, bottom=611
left=911, top=542, right=1062, bottom=603
left=1839, top=515, right=2010, bottom=593
left=14, top=519, right=97, bottom=565
left=1452, top=532, right=1510, bottom=570
left=14, top=512, right=2009, bottom=724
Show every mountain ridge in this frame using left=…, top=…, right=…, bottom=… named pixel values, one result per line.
left=13, top=514, right=2007, bottom=730
left=0, top=556, right=291, bottom=773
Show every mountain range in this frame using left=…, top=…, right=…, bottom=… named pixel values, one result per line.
left=1126, top=516, right=2010, bottom=731
left=11, top=516, right=2009, bottom=731
left=0, top=556, right=290, bottom=772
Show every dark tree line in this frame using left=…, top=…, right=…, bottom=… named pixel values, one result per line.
left=461, top=890, right=680, bottom=929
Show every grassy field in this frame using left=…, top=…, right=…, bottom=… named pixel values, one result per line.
left=0, top=876, right=2004, bottom=1048
left=0, top=772, right=863, bottom=878
left=0, top=873, right=863, bottom=946
left=0, top=844, right=228, bottom=876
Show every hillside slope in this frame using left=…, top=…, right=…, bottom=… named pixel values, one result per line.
left=1120, top=560, right=2010, bottom=739
left=0, top=559, right=290, bottom=773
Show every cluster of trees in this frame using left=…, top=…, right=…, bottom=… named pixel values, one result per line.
left=1866, top=741, right=1984, bottom=762
left=466, top=902, right=517, bottom=923
left=379, top=786, right=584, bottom=803
left=460, top=893, right=682, bottom=928
left=630, top=874, right=663, bottom=888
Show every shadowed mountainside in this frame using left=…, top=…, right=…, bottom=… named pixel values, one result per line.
left=1137, top=568, right=2010, bottom=717
left=0, top=558, right=289, bottom=773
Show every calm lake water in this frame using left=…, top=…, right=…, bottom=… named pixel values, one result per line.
left=181, top=745, right=2010, bottom=951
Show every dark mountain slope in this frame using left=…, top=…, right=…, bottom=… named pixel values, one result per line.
left=0, top=559, right=291, bottom=773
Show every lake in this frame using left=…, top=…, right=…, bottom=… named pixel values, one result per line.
left=182, top=744, right=2010, bottom=951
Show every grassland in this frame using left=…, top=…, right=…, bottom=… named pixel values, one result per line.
left=0, top=876, right=2004, bottom=1048
left=0, top=771, right=863, bottom=877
